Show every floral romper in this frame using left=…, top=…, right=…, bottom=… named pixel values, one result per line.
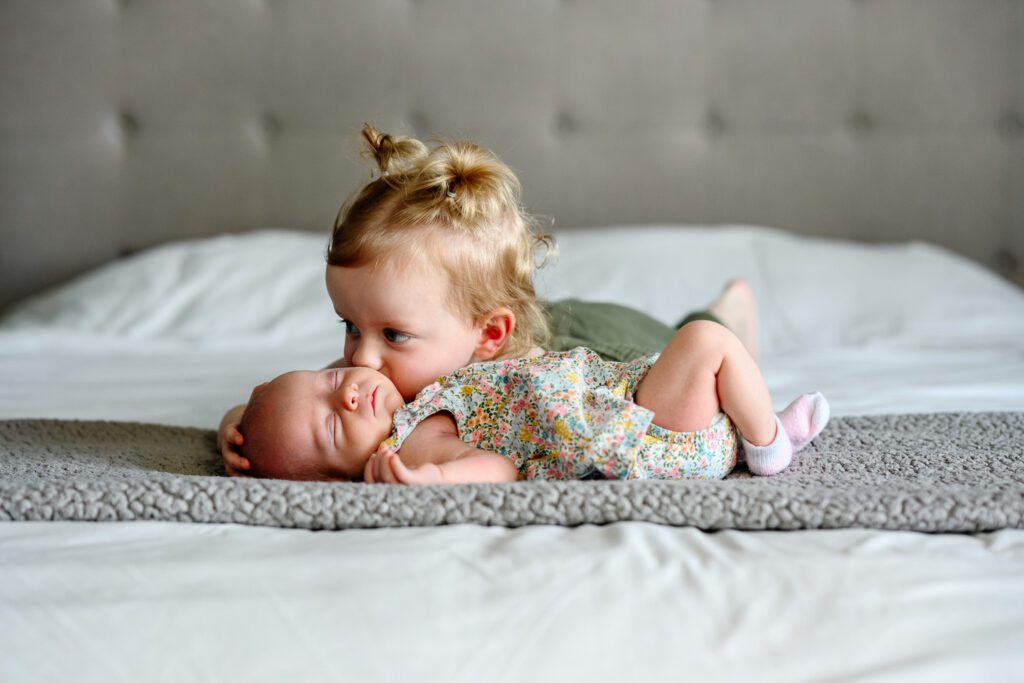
left=384, top=347, right=738, bottom=481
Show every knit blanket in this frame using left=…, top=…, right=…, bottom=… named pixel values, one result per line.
left=1, top=413, right=1021, bottom=532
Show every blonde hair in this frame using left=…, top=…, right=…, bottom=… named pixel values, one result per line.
left=327, top=124, right=554, bottom=358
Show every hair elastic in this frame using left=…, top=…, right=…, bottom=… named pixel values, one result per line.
left=446, top=189, right=456, bottom=198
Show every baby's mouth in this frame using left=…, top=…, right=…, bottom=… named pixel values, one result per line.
left=371, top=386, right=378, bottom=416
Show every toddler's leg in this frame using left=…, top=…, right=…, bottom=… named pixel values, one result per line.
left=706, top=279, right=760, bottom=362
left=636, top=321, right=776, bottom=444
left=743, top=393, right=830, bottom=476
left=636, top=321, right=830, bottom=476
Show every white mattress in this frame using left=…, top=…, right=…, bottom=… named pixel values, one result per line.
left=2, top=226, right=1023, bottom=682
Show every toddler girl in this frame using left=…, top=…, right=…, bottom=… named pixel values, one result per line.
left=220, top=125, right=763, bottom=476
left=220, top=124, right=553, bottom=473
left=238, top=324, right=829, bottom=484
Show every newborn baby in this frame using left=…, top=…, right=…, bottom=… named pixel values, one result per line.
left=240, top=365, right=408, bottom=481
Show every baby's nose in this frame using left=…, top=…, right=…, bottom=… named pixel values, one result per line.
left=341, top=383, right=359, bottom=410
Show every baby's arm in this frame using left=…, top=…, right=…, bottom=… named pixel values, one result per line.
left=364, top=413, right=518, bottom=485
left=364, top=444, right=517, bottom=485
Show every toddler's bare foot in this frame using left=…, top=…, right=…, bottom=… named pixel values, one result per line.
left=708, top=279, right=760, bottom=362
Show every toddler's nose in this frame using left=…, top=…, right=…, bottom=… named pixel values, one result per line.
left=350, top=342, right=382, bottom=371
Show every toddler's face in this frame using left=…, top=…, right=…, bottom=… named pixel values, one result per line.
left=250, top=366, right=405, bottom=480
left=326, top=258, right=484, bottom=401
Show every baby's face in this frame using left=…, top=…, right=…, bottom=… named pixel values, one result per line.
left=252, top=366, right=405, bottom=480
left=326, top=257, right=484, bottom=401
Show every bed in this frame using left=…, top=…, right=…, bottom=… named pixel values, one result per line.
left=2, top=2, right=1023, bottom=681
left=2, top=225, right=1023, bottom=681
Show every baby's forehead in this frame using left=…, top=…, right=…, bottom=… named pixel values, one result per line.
left=270, top=369, right=319, bottom=392
left=254, top=372, right=321, bottom=426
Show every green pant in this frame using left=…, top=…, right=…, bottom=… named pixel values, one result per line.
left=544, top=299, right=723, bottom=362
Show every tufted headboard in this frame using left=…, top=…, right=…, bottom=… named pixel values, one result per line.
left=1, top=0, right=1021, bottom=310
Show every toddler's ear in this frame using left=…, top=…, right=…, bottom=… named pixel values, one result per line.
left=474, top=307, right=515, bottom=360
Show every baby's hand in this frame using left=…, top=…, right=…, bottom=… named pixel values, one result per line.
left=218, top=404, right=250, bottom=477
left=364, top=444, right=442, bottom=485
left=220, top=424, right=251, bottom=477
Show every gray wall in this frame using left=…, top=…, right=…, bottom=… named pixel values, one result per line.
left=2, top=0, right=1022, bottom=310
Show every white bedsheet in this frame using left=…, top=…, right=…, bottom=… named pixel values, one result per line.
left=3, top=523, right=1023, bottom=683
left=2, top=226, right=1023, bottom=682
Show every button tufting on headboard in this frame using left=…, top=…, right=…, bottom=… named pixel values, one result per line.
left=704, top=110, right=726, bottom=139
left=555, top=112, right=578, bottom=136
left=261, top=113, right=283, bottom=141
left=118, top=111, right=141, bottom=140
left=993, top=249, right=1020, bottom=280
left=997, top=112, right=1022, bottom=140
left=407, top=111, right=430, bottom=138
left=847, top=111, right=874, bottom=135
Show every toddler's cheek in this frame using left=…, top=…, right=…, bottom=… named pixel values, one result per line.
left=387, top=377, right=412, bottom=402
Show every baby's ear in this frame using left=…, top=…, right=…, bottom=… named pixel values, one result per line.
left=249, top=382, right=269, bottom=401
left=474, top=307, right=515, bottom=360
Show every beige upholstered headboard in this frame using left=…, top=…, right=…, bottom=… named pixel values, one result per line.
left=1, top=0, right=1021, bottom=310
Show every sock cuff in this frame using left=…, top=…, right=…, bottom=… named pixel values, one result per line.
left=741, top=416, right=792, bottom=476
left=741, top=415, right=787, bottom=455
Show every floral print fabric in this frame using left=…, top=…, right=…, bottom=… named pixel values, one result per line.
left=385, top=347, right=737, bottom=480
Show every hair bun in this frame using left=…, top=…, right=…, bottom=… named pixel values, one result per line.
left=361, top=123, right=427, bottom=177
left=413, top=140, right=522, bottom=222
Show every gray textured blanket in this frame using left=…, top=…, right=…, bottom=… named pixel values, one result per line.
left=1, top=413, right=1021, bottom=532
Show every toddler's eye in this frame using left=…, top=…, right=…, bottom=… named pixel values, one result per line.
left=340, top=320, right=359, bottom=336
left=384, top=329, right=410, bottom=344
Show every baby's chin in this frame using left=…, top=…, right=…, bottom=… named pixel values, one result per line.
left=312, top=454, right=367, bottom=482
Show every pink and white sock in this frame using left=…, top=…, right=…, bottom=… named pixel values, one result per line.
left=778, top=392, right=830, bottom=451
left=742, top=392, right=830, bottom=476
